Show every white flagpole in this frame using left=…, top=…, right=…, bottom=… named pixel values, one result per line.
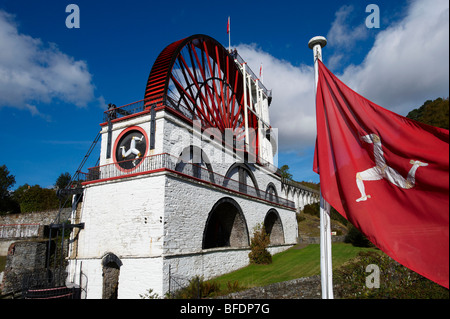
left=228, top=16, right=231, bottom=52
left=308, top=36, right=334, bottom=299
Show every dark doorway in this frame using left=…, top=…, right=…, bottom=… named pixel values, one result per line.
left=203, top=198, right=249, bottom=249
left=264, top=209, right=285, bottom=245
left=102, top=253, right=122, bottom=299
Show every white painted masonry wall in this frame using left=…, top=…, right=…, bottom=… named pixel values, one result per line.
left=69, top=173, right=166, bottom=298
left=69, top=108, right=301, bottom=299
left=162, top=174, right=297, bottom=294
left=69, top=170, right=297, bottom=298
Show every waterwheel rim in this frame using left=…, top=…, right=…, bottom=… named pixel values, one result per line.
left=144, top=34, right=259, bottom=155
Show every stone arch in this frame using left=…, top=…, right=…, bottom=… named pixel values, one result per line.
left=102, top=253, right=122, bottom=299
left=264, top=182, right=279, bottom=203
left=264, top=209, right=285, bottom=245
left=202, top=197, right=250, bottom=249
left=284, top=186, right=291, bottom=201
left=175, top=145, right=215, bottom=183
left=223, top=163, right=260, bottom=197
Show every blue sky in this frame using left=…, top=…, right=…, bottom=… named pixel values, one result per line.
left=0, top=0, right=448, bottom=189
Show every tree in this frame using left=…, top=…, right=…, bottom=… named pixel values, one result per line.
left=55, top=172, right=72, bottom=190
left=12, top=184, right=59, bottom=213
left=0, top=165, right=16, bottom=199
left=279, top=164, right=293, bottom=180
left=0, top=165, right=20, bottom=214
left=344, top=224, right=373, bottom=248
left=406, top=97, right=449, bottom=129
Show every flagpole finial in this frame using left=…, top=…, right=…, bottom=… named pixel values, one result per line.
left=308, top=36, right=327, bottom=49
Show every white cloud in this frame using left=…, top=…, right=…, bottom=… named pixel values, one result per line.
left=0, top=10, right=95, bottom=113
left=235, top=0, right=449, bottom=155
left=326, top=5, right=368, bottom=49
left=235, top=44, right=315, bottom=154
left=340, top=0, right=449, bottom=115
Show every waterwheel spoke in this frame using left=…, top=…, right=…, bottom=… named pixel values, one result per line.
left=177, top=52, right=219, bottom=127
left=144, top=35, right=261, bottom=159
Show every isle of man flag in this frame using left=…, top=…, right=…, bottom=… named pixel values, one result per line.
left=313, top=60, right=449, bottom=288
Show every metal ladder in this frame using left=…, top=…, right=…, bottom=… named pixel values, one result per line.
left=46, top=130, right=102, bottom=276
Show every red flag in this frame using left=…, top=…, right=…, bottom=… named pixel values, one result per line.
left=313, top=60, right=449, bottom=288
left=227, top=17, right=230, bottom=34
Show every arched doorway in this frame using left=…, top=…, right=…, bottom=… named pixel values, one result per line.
left=202, top=197, right=249, bottom=249
left=264, top=209, right=285, bottom=245
left=102, top=253, right=122, bottom=299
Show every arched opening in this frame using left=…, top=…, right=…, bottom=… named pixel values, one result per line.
left=175, top=145, right=215, bottom=183
left=223, top=163, right=260, bottom=197
left=265, top=182, right=279, bottom=203
left=264, top=209, right=285, bottom=245
left=102, top=253, right=122, bottom=299
left=202, top=197, right=249, bottom=249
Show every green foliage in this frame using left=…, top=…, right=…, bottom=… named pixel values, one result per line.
left=0, top=197, right=20, bottom=215
left=0, top=165, right=20, bottom=214
left=299, top=181, right=320, bottom=191
left=335, top=251, right=449, bottom=299
left=168, top=276, right=221, bottom=299
left=345, top=225, right=373, bottom=248
left=296, top=212, right=306, bottom=223
left=248, top=223, right=272, bottom=265
left=302, top=203, right=348, bottom=227
left=140, top=288, right=161, bottom=299
left=12, top=184, right=59, bottom=213
left=0, top=165, right=15, bottom=199
left=303, top=202, right=320, bottom=218
left=165, top=275, right=246, bottom=299
left=55, top=172, right=72, bottom=190
left=406, top=97, right=449, bottom=129
left=279, top=165, right=293, bottom=180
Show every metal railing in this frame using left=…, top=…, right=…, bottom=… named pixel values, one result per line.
left=104, top=99, right=153, bottom=122
left=80, top=153, right=295, bottom=209
left=22, top=269, right=83, bottom=299
left=230, top=49, right=272, bottom=98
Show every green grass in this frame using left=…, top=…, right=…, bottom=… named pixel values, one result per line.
left=210, top=243, right=377, bottom=289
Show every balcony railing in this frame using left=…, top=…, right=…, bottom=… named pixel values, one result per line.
left=80, top=153, right=295, bottom=209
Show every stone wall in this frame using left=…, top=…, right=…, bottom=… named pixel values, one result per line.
left=1, top=241, right=49, bottom=294
left=70, top=170, right=297, bottom=299
left=217, top=275, right=342, bottom=299
left=0, top=209, right=71, bottom=255
left=0, top=208, right=71, bottom=227
left=298, top=235, right=346, bottom=244
left=217, top=276, right=323, bottom=299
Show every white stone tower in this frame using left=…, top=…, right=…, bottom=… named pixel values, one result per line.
left=66, top=35, right=317, bottom=299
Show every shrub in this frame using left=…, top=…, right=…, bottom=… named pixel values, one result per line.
left=345, top=225, right=373, bottom=247
left=296, top=212, right=306, bottom=223
left=168, top=276, right=221, bottom=299
left=165, top=276, right=246, bottom=299
left=140, top=288, right=160, bottom=299
left=334, top=251, right=449, bottom=299
left=248, top=223, right=272, bottom=265
left=303, top=203, right=320, bottom=218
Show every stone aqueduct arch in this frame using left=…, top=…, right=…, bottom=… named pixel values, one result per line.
left=202, top=197, right=250, bottom=249
left=264, top=209, right=285, bottom=245
left=281, top=178, right=320, bottom=212
left=175, top=150, right=318, bottom=249
left=202, top=198, right=286, bottom=249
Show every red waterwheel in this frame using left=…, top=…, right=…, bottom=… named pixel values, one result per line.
left=144, top=34, right=259, bottom=156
